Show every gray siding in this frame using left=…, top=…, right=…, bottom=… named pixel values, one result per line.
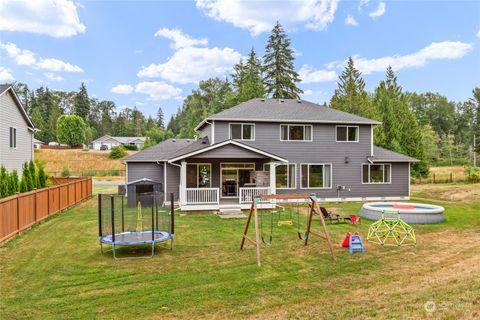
left=193, top=144, right=268, bottom=159
left=127, top=162, right=163, bottom=183
left=212, top=121, right=409, bottom=198
left=0, top=91, right=33, bottom=175
left=199, top=123, right=212, bottom=143
left=166, top=163, right=180, bottom=201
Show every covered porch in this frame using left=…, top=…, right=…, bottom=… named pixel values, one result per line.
left=168, top=140, right=287, bottom=211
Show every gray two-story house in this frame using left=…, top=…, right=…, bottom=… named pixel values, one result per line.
left=124, top=98, right=417, bottom=210
left=0, top=85, right=35, bottom=175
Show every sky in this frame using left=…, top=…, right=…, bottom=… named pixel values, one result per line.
left=0, top=0, right=479, bottom=121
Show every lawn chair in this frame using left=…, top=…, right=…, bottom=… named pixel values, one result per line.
left=349, top=214, right=361, bottom=225
left=320, top=207, right=344, bottom=223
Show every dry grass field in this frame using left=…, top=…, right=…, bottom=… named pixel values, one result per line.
left=35, top=149, right=131, bottom=179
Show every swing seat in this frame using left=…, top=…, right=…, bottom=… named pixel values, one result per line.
left=278, top=220, right=293, bottom=226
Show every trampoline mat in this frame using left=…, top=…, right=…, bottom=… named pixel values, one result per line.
left=100, top=230, right=172, bottom=245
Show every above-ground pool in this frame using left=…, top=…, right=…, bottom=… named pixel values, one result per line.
left=359, top=202, right=445, bottom=224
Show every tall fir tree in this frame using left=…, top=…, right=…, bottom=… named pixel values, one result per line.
left=263, top=22, right=303, bottom=99
left=330, top=57, right=374, bottom=118
left=73, top=82, right=90, bottom=119
left=232, top=48, right=265, bottom=103
left=156, top=107, right=165, bottom=129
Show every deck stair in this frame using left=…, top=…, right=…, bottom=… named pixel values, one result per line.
left=218, top=206, right=245, bottom=219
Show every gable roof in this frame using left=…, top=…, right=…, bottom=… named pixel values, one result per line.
left=372, top=146, right=418, bottom=162
left=92, top=135, right=146, bottom=144
left=0, top=84, right=35, bottom=130
left=195, top=98, right=381, bottom=130
left=124, top=138, right=208, bottom=162
left=167, top=140, right=288, bottom=163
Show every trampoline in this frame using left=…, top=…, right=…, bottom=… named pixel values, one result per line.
left=98, top=191, right=174, bottom=259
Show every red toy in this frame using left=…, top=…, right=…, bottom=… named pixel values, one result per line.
left=349, top=214, right=361, bottom=225
left=341, top=231, right=360, bottom=247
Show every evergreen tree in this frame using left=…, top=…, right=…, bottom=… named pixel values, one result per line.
left=73, top=82, right=90, bottom=119
left=10, top=169, right=19, bottom=194
left=263, top=22, right=303, bottom=99
left=330, top=57, right=374, bottom=118
left=232, top=48, right=265, bottom=103
left=21, top=162, right=33, bottom=191
left=156, top=107, right=165, bottom=129
left=0, top=166, right=8, bottom=198
left=28, top=160, right=37, bottom=188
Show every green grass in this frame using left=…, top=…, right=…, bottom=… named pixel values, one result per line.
left=1, top=188, right=479, bottom=319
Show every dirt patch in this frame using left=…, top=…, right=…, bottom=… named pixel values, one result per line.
left=411, top=183, right=480, bottom=203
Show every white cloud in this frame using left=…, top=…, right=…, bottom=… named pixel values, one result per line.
left=358, top=0, right=369, bottom=10
left=35, top=58, right=83, bottom=72
left=154, top=28, right=208, bottom=49
left=0, top=66, right=14, bottom=81
left=135, top=81, right=182, bottom=101
left=44, top=72, right=64, bottom=81
left=477, top=29, right=480, bottom=38
left=0, top=42, right=83, bottom=73
left=346, top=41, right=473, bottom=75
left=345, top=15, right=358, bottom=26
left=299, top=65, right=338, bottom=83
left=111, top=84, right=134, bottom=94
left=303, top=89, right=313, bottom=96
left=196, top=0, right=339, bottom=36
left=369, top=2, right=386, bottom=18
left=138, top=46, right=241, bottom=84
left=0, top=0, right=86, bottom=38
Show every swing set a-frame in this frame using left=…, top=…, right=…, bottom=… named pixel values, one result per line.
left=240, top=193, right=336, bottom=267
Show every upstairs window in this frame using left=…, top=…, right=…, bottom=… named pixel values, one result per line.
left=362, top=164, right=391, bottom=184
left=280, top=124, right=312, bottom=141
left=230, top=123, right=255, bottom=140
left=336, top=126, right=359, bottom=142
left=9, top=127, right=16, bottom=148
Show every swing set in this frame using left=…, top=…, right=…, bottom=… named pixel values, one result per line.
left=240, top=193, right=336, bottom=267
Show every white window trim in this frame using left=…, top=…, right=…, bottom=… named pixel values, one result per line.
left=229, top=123, right=255, bottom=141
left=9, top=126, right=17, bottom=149
left=335, top=125, right=359, bottom=143
left=186, top=163, right=212, bottom=188
left=280, top=124, right=313, bottom=142
left=263, top=163, right=297, bottom=189
left=300, top=163, right=333, bottom=189
left=361, top=163, right=392, bottom=185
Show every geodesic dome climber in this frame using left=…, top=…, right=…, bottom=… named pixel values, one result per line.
left=366, top=210, right=416, bottom=246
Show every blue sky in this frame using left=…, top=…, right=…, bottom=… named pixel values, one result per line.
left=0, top=0, right=479, bottom=121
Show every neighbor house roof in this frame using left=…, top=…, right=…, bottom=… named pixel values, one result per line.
left=92, top=135, right=146, bottom=144
left=33, top=138, right=44, bottom=144
left=0, top=84, right=35, bottom=130
left=372, top=146, right=419, bottom=162
left=123, top=138, right=209, bottom=162
left=195, top=98, right=381, bottom=130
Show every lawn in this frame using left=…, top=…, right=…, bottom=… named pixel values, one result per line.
left=0, top=186, right=479, bottom=319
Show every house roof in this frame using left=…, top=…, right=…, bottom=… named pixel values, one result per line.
left=124, top=138, right=208, bottom=162
left=373, top=146, right=419, bottom=162
left=167, top=140, right=288, bottom=163
left=33, top=138, right=44, bottom=144
left=195, top=98, right=381, bottom=130
left=0, top=84, right=35, bottom=130
left=92, top=135, right=146, bottom=144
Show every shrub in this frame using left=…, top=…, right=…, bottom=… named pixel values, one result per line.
left=465, top=166, right=480, bottom=183
left=37, top=166, right=48, bottom=188
left=10, top=169, right=19, bottom=193
left=123, top=144, right=138, bottom=151
left=22, top=162, right=34, bottom=191
left=109, top=146, right=127, bottom=159
left=29, top=160, right=38, bottom=188
left=0, top=166, right=9, bottom=198
left=61, top=166, right=71, bottom=177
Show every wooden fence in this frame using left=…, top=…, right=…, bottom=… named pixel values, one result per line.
left=0, top=176, right=92, bottom=243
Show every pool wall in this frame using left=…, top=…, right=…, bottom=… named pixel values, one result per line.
left=359, top=202, right=445, bottom=224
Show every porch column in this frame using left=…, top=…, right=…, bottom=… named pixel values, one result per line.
left=180, top=161, right=187, bottom=206
left=269, top=162, right=276, bottom=195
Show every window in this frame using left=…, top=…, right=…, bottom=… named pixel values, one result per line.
left=300, top=164, right=332, bottom=189
left=362, top=164, right=391, bottom=184
left=9, top=127, right=16, bottom=148
left=336, top=126, right=359, bottom=142
left=263, top=164, right=296, bottom=189
left=186, top=164, right=211, bottom=188
left=280, top=124, right=312, bottom=141
left=230, top=123, right=255, bottom=140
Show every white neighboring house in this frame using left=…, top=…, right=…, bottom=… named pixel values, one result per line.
left=0, top=84, right=36, bottom=175
left=33, top=138, right=44, bottom=149
left=91, top=135, right=145, bottom=150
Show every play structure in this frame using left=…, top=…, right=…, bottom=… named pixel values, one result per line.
left=98, top=192, right=174, bottom=259
left=240, top=193, right=336, bottom=267
left=340, top=231, right=364, bottom=253
left=366, top=210, right=416, bottom=246
left=360, top=202, right=445, bottom=224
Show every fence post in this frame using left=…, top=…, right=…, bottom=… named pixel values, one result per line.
left=34, top=188, right=37, bottom=223
left=450, top=172, right=453, bottom=183
left=433, top=173, right=436, bottom=184
left=16, top=192, right=20, bottom=236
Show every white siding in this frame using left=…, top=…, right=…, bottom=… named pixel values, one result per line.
left=0, top=91, right=33, bottom=175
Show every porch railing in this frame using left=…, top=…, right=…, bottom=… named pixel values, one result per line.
left=239, top=187, right=271, bottom=204
left=185, top=188, right=219, bottom=204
